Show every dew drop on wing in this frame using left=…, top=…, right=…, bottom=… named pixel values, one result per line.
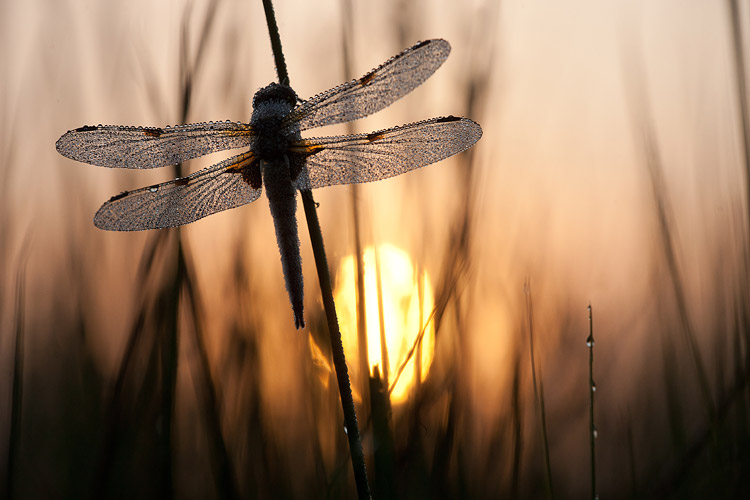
left=591, top=382, right=597, bottom=392
left=149, top=186, right=158, bottom=193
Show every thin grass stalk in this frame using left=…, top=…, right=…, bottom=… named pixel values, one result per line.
left=347, top=53, right=371, bottom=436
left=416, top=265, right=424, bottom=390
left=352, top=195, right=370, bottom=397
left=337, top=0, right=371, bottom=427
left=90, top=231, right=165, bottom=499
left=626, top=414, right=638, bottom=499
left=158, top=3, right=224, bottom=493
left=524, top=280, right=554, bottom=499
left=158, top=238, right=182, bottom=500
left=369, top=367, right=396, bottom=500
left=624, top=51, right=715, bottom=419
left=182, top=245, right=240, bottom=500
left=94, top=1, right=216, bottom=490
left=726, top=0, right=750, bottom=434
left=509, top=346, right=523, bottom=499
left=728, top=0, right=750, bottom=262
left=430, top=382, right=458, bottom=499
left=6, top=247, right=28, bottom=500
left=388, top=307, right=436, bottom=396
left=587, top=304, right=597, bottom=500
left=300, top=191, right=371, bottom=499
left=649, top=346, right=750, bottom=498
left=337, top=0, right=375, bottom=479
left=374, top=247, right=390, bottom=384
left=260, top=1, right=370, bottom=497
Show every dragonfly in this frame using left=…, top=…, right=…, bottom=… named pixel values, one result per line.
left=56, top=38, right=483, bottom=329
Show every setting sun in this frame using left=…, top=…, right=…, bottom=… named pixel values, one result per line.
left=334, top=244, right=435, bottom=403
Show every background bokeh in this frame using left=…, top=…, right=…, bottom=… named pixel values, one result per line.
left=2, top=0, right=749, bottom=498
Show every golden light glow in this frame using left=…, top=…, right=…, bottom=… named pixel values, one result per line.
left=335, top=244, right=435, bottom=404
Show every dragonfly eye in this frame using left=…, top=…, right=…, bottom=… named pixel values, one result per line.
left=253, top=82, right=297, bottom=109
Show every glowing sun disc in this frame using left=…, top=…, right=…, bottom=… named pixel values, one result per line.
left=335, top=244, right=435, bottom=403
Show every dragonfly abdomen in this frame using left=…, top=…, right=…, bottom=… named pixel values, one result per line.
left=262, top=157, right=305, bottom=329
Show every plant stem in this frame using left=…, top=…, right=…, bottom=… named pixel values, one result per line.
left=7, top=249, right=28, bottom=500
left=728, top=0, right=750, bottom=256
left=524, top=280, right=553, bottom=499
left=261, top=0, right=289, bottom=86
left=300, top=192, right=371, bottom=500
left=260, top=1, right=371, bottom=498
left=587, top=304, right=597, bottom=500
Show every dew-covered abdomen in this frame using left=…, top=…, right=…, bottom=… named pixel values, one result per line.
left=250, top=82, right=306, bottom=328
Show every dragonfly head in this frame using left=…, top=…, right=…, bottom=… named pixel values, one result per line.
left=252, top=82, right=297, bottom=109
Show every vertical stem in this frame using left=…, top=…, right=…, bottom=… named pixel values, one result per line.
left=338, top=0, right=371, bottom=420
left=261, top=0, right=289, bottom=86
left=6, top=256, right=27, bottom=500
left=260, top=2, right=370, bottom=497
left=374, top=247, right=390, bottom=384
left=369, top=367, right=395, bottom=500
left=301, top=192, right=371, bottom=499
left=524, top=280, right=553, bottom=499
left=182, top=253, right=240, bottom=500
left=728, top=0, right=750, bottom=251
left=159, top=236, right=183, bottom=500
left=587, top=304, right=597, bottom=500
left=415, top=266, right=423, bottom=390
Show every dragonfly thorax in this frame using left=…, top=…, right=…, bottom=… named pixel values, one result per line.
left=251, top=83, right=298, bottom=161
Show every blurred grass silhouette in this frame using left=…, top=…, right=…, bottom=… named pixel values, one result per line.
left=3, top=0, right=750, bottom=499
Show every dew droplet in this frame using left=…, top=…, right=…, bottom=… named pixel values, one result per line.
left=591, top=382, right=597, bottom=392
left=593, top=427, right=598, bottom=439
left=343, top=425, right=348, bottom=435
left=586, top=335, right=595, bottom=348
left=149, top=186, right=158, bottom=193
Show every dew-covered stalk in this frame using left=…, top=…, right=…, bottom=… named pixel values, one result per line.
left=587, top=303, right=597, bottom=500
left=260, top=1, right=371, bottom=498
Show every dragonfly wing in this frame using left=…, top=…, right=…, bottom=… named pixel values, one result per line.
left=56, top=121, right=254, bottom=169
left=283, top=39, right=451, bottom=132
left=94, top=151, right=260, bottom=231
left=291, top=117, right=482, bottom=190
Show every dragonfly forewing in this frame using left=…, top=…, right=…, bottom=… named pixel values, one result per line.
left=56, top=121, right=254, bottom=169
left=290, top=116, right=482, bottom=190
left=94, top=151, right=260, bottom=230
left=283, top=39, right=450, bottom=132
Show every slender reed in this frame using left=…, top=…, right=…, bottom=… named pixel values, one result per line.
left=260, top=1, right=371, bottom=498
left=91, top=4, right=222, bottom=496
left=623, top=48, right=715, bottom=418
left=6, top=244, right=29, bottom=500
left=339, top=0, right=372, bottom=429
left=374, top=248, right=390, bottom=384
left=626, top=413, right=638, bottom=499
left=182, top=246, right=240, bottom=500
left=370, top=367, right=396, bottom=500
left=509, top=347, right=524, bottom=499
left=587, top=304, right=597, bottom=500
left=524, top=280, right=554, bottom=499
left=728, top=0, right=750, bottom=255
